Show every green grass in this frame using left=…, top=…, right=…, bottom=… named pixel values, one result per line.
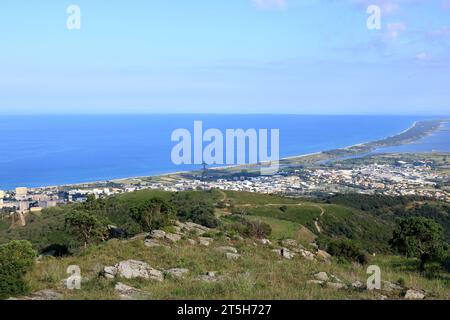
left=247, top=205, right=322, bottom=225
left=24, top=236, right=450, bottom=300
left=224, top=191, right=300, bottom=205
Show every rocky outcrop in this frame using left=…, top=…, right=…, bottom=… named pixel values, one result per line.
left=9, top=289, right=63, bottom=300
left=165, top=268, right=189, bottom=279
left=114, top=282, right=151, bottom=300
left=103, top=260, right=163, bottom=281
left=404, top=289, right=426, bottom=300
left=165, top=233, right=181, bottom=242
left=199, top=237, right=213, bottom=246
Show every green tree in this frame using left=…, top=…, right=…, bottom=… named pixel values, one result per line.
left=171, top=193, right=219, bottom=228
left=0, top=240, right=37, bottom=299
left=390, top=217, right=447, bottom=271
left=65, top=210, right=109, bottom=248
left=129, top=198, right=175, bottom=232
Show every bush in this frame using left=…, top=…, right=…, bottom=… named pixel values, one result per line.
left=327, top=239, right=368, bottom=265
left=229, top=217, right=272, bottom=239
left=171, top=193, right=219, bottom=228
left=390, top=217, right=447, bottom=271
left=65, top=210, right=110, bottom=248
left=130, top=198, right=175, bottom=232
left=0, top=240, right=37, bottom=299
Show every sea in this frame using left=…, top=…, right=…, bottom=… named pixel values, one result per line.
left=0, top=115, right=448, bottom=190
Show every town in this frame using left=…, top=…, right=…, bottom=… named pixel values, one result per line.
left=1, top=154, right=448, bottom=226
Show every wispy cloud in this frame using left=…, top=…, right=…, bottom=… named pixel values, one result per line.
left=251, top=0, right=287, bottom=10
left=385, top=22, right=406, bottom=40
left=415, top=52, right=430, bottom=60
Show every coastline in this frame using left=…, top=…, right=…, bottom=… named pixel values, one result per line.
left=19, top=117, right=448, bottom=191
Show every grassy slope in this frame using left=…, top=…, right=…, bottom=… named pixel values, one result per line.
left=2, top=189, right=448, bottom=299
left=26, top=236, right=449, bottom=300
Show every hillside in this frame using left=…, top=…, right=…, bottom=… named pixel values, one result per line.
left=1, top=189, right=449, bottom=300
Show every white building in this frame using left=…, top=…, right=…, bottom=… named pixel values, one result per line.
left=15, top=187, right=28, bottom=200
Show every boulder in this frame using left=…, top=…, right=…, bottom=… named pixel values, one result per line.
left=314, top=272, right=329, bottom=282
left=144, top=239, right=168, bottom=248
left=316, top=250, right=332, bottom=262
left=215, top=246, right=238, bottom=254
left=187, top=239, right=197, bottom=245
left=382, top=280, right=403, bottom=292
left=326, top=282, right=347, bottom=290
left=165, top=268, right=189, bottom=279
left=103, top=266, right=118, bottom=279
left=30, top=290, right=63, bottom=300
left=351, top=281, right=366, bottom=290
left=281, top=248, right=296, bottom=259
left=226, top=253, right=241, bottom=260
left=150, top=230, right=166, bottom=239
left=129, top=233, right=150, bottom=241
left=199, top=237, right=213, bottom=246
left=114, top=282, right=150, bottom=300
left=404, top=289, right=425, bottom=300
left=258, top=239, right=272, bottom=245
left=299, top=249, right=316, bottom=261
left=116, top=260, right=163, bottom=281
left=165, top=233, right=181, bottom=242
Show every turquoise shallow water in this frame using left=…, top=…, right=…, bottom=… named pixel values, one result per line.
left=0, top=115, right=443, bottom=190
left=373, top=121, right=450, bottom=154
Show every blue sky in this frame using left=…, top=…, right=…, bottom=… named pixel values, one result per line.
left=0, top=0, right=449, bottom=115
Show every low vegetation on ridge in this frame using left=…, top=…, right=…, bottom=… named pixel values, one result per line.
left=0, top=189, right=448, bottom=300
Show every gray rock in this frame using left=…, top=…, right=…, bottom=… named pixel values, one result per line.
left=215, top=246, right=238, bottom=254
left=12, top=290, right=63, bottom=300
left=326, top=282, right=347, bottom=290
left=258, top=239, right=272, bottom=245
left=316, top=250, right=332, bottom=262
left=351, top=281, right=366, bottom=290
left=116, top=260, right=163, bottom=281
left=150, top=230, right=166, bottom=239
left=226, top=253, right=241, bottom=260
left=281, top=239, right=298, bottom=247
left=382, top=280, right=403, bottom=292
left=129, top=233, right=150, bottom=241
left=187, top=239, right=197, bottom=245
left=299, top=249, right=316, bottom=261
left=199, top=237, right=213, bottom=246
left=144, top=239, right=165, bottom=248
left=314, top=272, right=329, bottom=282
left=103, top=266, right=118, bottom=279
left=404, top=289, right=425, bottom=300
left=165, top=268, right=189, bottom=279
left=114, top=282, right=150, bottom=300
left=281, top=248, right=296, bottom=259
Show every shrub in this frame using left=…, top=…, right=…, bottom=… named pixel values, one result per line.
left=171, top=193, right=219, bottom=228
left=327, top=239, right=368, bottom=265
left=390, top=217, right=447, bottom=271
left=130, top=198, right=175, bottom=232
left=0, top=240, right=37, bottom=299
left=65, top=210, right=109, bottom=248
left=229, top=217, right=272, bottom=239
